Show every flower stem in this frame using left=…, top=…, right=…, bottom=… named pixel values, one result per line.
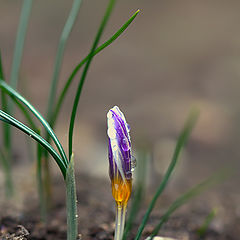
left=114, top=203, right=127, bottom=240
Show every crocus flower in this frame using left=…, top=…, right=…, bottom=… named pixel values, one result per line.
left=107, top=106, right=132, bottom=206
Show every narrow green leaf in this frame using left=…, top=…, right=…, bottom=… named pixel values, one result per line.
left=0, top=110, right=67, bottom=178
left=197, top=208, right=218, bottom=237
left=134, top=109, right=199, bottom=240
left=66, top=154, right=78, bottom=240
left=0, top=80, right=68, bottom=166
left=148, top=170, right=232, bottom=239
left=50, top=9, right=140, bottom=127
left=10, top=0, right=33, bottom=89
left=0, top=51, right=13, bottom=197
left=46, top=0, right=82, bottom=122
left=68, top=0, right=116, bottom=159
left=8, top=0, right=32, bottom=165
left=0, top=51, right=11, bottom=149
left=9, top=94, right=37, bottom=130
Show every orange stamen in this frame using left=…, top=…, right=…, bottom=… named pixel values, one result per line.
left=111, top=177, right=132, bottom=206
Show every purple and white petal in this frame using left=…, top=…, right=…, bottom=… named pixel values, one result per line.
left=107, top=106, right=132, bottom=181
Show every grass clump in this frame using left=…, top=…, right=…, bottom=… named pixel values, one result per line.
left=0, top=0, right=139, bottom=239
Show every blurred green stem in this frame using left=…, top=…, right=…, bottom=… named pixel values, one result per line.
left=10, top=0, right=33, bottom=89
left=46, top=0, right=82, bottom=123
left=197, top=208, right=218, bottom=237
left=0, top=51, right=10, bottom=150
left=134, top=109, right=199, bottom=240
left=42, top=156, right=52, bottom=209
left=0, top=0, right=32, bottom=197
left=0, top=148, right=14, bottom=197
left=0, top=51, right=14, bottom=197
left=148, top=170, right=230, bottom=239
left=36, top=135, right=47, bottom=221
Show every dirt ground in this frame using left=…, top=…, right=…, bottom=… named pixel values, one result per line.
left=0, top=168, right=239, bottom=240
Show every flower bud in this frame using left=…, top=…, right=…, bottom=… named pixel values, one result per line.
left=107, top=106, right=132, bottom=205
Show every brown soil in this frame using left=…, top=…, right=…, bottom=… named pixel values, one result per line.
left=0, top=173, right=239, bottom=240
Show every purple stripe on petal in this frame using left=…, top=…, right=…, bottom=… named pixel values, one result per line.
left=107, top=106, right=132, bottom=181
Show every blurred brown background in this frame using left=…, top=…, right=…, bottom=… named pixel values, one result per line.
left=0, top=0, right=240, bottom=196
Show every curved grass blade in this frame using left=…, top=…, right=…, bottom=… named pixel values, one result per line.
left=148, top=170, right=232, bottom=239
left=46, top=0, right=82, bottom=122
left=134, top=109, right=199, bottom=240
left=9, top=94, right=37, bottom=130
left=0, top=80, right=68, bottom=166
left=10, top=0, right=33, bottom=89
left=0, top=110, right=67, bottom=178
left=50, top=9, right=140, bottom=127
left=2, top=76, right=37, bottom=131
left=68, top=0, right=116, bottom=159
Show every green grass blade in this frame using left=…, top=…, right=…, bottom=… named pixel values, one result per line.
left=0, top=51, right=13, bottom=197
left=0, top=110, right=67, bottom=178
left=10, top=0, right=33, bottom=89
left=148, top=170, right=231, bottom=239
left=68, top=0, right=116, bottom=159
left=0, top=51, right=11, bottom=149
left=66, top=154, right=78, bottom=240
left=0, top=80, right=68, bottom=166
left=46, top=0, right=82, bottom=122
left=9, top=94, right=37, bottom=130
left=8, top=0, right=32, bottom=161
left=122, top=150, right=147, bottom=240
left=50, top=9, right=140, bottom=127
left=1, top=0, right=33, bottom=198
left=197, top=208, right=218, bottom=237
left=2, top=76, right=37, bottom=130
left=134, top=109, right=199, bottom=240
